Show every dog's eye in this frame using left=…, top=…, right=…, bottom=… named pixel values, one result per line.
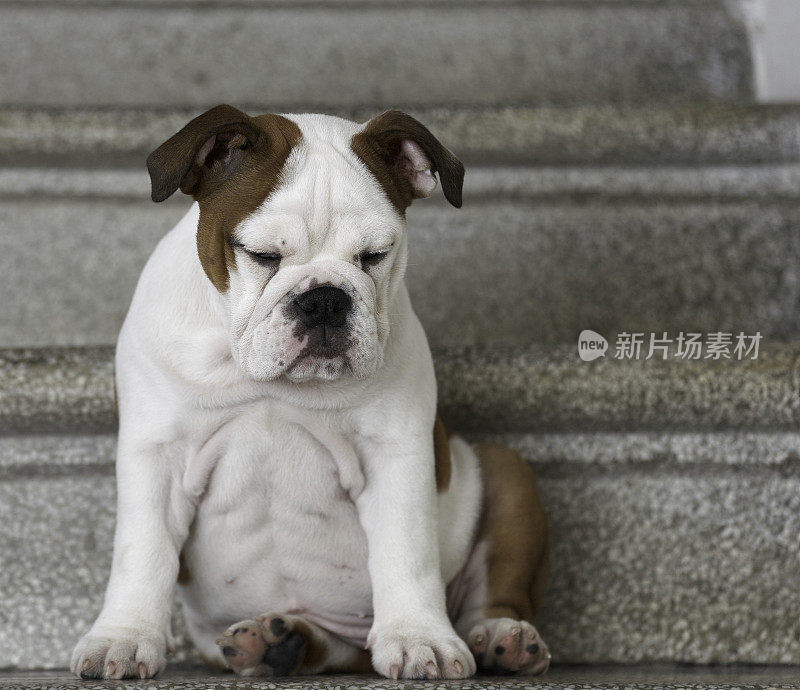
left=249, top=251, right=282, bottom=265
left=359, top=250, right=388, bottom=269
left=230, top=241, right=281, bottom=266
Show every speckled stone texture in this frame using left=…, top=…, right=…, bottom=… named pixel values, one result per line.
left=1, top=432, right=798, bottom=668
left=3, top=666, right=800, bottom=690
left=8, top=104, right=800, bottom=168
left=3, top=344, right=800, bottom=434
left=7, top=101, right=800, bottom=348
left=0, top=4, right=750, bottom=108
left=0, top=348, right=115, bottom=433
left=5, top=196, right=800, bottom=347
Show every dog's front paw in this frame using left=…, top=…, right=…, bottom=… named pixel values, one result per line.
left=70, top=627, right=167, bottom=679
left=368, top=622, right=476, bottom=679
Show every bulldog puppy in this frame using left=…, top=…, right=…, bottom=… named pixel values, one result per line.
left=70, top=106, right=550, bottom=680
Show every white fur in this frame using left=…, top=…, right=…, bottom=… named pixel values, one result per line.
left=71, top=113, right=481, bottom=680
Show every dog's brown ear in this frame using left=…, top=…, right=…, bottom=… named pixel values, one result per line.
left=147, top=104, right=265, bottom=202
left=352, top=110, right=465, bottom=211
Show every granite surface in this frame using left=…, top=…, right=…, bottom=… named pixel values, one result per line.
left=3, top=665, right=800, bottom=690
left=8, top=104, right=800, bottom=167
left=5, top=196, right=800, bottom=348
left=3, top=343, right=800, bottom=434
left=0, top=4, right=750, bottom=108
left=1, top=443, right=798, bottom=668
left=0, top=347, right=115, bottom=433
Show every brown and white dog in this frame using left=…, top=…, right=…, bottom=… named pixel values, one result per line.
left=70, top=106, right=550, bottom=680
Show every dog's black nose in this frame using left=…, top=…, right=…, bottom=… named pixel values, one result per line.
left=293, top=286, right=352, bottom=329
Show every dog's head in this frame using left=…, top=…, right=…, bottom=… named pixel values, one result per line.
left=147, top=105, right=464, bottom=382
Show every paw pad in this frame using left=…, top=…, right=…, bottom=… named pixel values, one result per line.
left=216, top=614, right=308, bottom=677
left=467, top=618, right=550, bottom=676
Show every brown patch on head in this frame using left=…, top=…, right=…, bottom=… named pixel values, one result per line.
left=473, top=443, right=550, bottom=622
left=351, top=110, right=464, bottom=215
left=147, top=105, right=302, bottom=292
left=433, top=414, right=452, bottom=493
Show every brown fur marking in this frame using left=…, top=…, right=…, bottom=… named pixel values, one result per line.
left=473, top=443, right=549, bottom=622
left=147, top=105, right=302, bottom=292
left=286, top=618, right=327, bottom=672
left=351, top=110, right=465, bottom=215
left=433, top=414, right=452, bottom=493
left=327, top=649, right=374, bottom=674
left=289, top=618, right=371, bottom=674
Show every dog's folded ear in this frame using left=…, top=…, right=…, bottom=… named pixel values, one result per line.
left=147, top=104, right=266, bottom=203
left=352, top=110, right=465, bottom=210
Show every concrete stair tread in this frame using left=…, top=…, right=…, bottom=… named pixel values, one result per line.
left=4, top=153, right=800, bottom=347
left=0, top=3, right=751, bottom=109
left=2, top=348, right=798, bottom=667
left=3, top=666, right=800, bottom=689
left=2, top=344, right=799, bottom=435
left=6, top=193, right=800, bottom=348
left=8, top=163, right=800, bottom=202
left=4, top=432, right=798, bottom=668
left=9, top=104, right=800, bottom=166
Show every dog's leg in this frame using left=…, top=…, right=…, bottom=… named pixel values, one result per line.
left=214, top=614, right=371, bottom=676
left=452, top=443, right=551, bottom=675
left=70, top=437, right=196, bottom=679
left=354, top=414, right=476, bottom=680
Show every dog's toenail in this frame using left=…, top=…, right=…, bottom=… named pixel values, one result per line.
left=454, top=660, right=463, bottom=674
left=495, top=645, right=505, bottom=655
left=425, top=661, right=438, bottom=678
left=138, top=662, right=147, bottom=679
left=527, top=643, right=539, bottom=654
left=105, top=662, right=116, bottom=677
left=82, top=660, right=91, bottom=671
left=222, top=646, right=237, bottom=657
left=269, top=617, right=286, bottom=636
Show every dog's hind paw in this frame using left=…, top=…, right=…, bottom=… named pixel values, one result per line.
left=467, top=618, right=550, bottom=675
left=215, top=614, right=308, bottom=677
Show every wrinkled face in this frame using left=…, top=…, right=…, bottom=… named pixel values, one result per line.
left=226, top=116, right=407, bottom=382
left=147, top=106, right=464, bottom=384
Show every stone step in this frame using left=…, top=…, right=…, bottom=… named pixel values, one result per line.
left=2, top=428, right=798, bottom=668
left=4, top=666, right=800, bottom=689
left=8, top=104, right=800, bottom=167
left=0, top=2, right=752, bottom=109
left=2, top=345, right=799, bottom=668
left=3, top=173, right=800, bottom=347
left=3, top=344, right=799, bottom=436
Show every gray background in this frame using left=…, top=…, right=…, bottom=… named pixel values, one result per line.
left=2, top=0, right=800, bottom=682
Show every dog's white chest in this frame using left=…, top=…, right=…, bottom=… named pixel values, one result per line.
left=179, top=405, right=373, bottom=646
